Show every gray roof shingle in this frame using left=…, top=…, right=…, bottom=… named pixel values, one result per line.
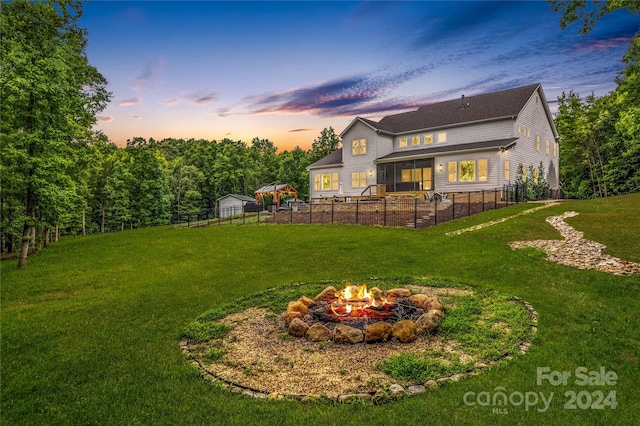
left=371, top=83, right=540, bottom=134
left=307, top=148, right=343, bottom=169
left=375, top=138, right=517, bottom=163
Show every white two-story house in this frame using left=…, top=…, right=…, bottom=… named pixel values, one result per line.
left=308, top=83, right=560, bottom=199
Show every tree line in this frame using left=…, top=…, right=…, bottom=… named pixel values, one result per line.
left=1, top=128, right=341, bottom=256
left=2, top=0, right=638, bottom=268
left=551, top=1, right=640, bottom=198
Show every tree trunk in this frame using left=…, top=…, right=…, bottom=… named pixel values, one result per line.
left=101, top=201, right=106, bottom=233
left=44, top=227, right=50, bottom=248
left=55, top=225, right=59, bottom=242
left=18, top=225, right=32, bottom=268
left=30, top=224, right=36, bottom=252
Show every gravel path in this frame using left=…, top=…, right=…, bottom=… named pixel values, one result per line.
left=510, top=211, right=640, bottom=276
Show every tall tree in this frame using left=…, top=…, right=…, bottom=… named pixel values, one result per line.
left=309, top=127, right=341, bottom=163
left=1, top=0, right=110, bottom=267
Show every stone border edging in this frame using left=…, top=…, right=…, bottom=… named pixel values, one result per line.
left=180, top=290, right=538, bottom=404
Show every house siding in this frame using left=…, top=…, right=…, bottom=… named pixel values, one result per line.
left=322, top=121, right=393, bottom=198
left=509, top=88, right=559, bottom=188
left=218, top=196, right=248, bottom=218
left=435, top=150, right=504, bottom=193
left=309, top=84, right=559, bottom=199
left=393, top=119, right=514, bottom=152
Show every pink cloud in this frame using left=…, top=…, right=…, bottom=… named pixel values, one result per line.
left=133, top=115, right=142, bottom=120
left=574, top=37, right=631, bottom=53
left=97, top=116, right=114, bottom=123
left=119, top=97, right=141, bottom=107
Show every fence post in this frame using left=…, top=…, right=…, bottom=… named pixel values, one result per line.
left=482, top=189, right=485, bottom=212
left=434, top=196, right=438, bottom=225
left=414, top=198, right=418, bottom=228
left=355, top=199, right=359, bottom=225
left=290, top=206, right=293, bottom=224
left=309, top=199, right=313, bottom=224
left=468, top=192, right=471, bottom=217
left=384, top=198, right=387, bottom=227
left=452, top=193, right=455, bottom=220
left=495, top=188, right=498, bottom=210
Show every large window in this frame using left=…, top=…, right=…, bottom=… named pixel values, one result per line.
left=401, top=167, right=432, bottom=190
left=351, top=171, right=366, bottom=188
left=504, top=160, right=510, bottom=180
left=459, top=160, right=476, bottom=182
left=448, top=162, right=457, bottom=182
left=315, top=173, right=339, bottom=191
left=448, top=159, right=489, bottom=183
left=478, top=159, right=488, bottom=181
left=352, top=139, right=366, bottom=155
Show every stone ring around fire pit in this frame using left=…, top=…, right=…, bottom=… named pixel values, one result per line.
left=181, top=278, right=538, bottom=404
left=285, top=284, right=445, bottom=344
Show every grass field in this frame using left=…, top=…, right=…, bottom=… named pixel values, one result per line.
left=2, top=194, right=639, bottom=425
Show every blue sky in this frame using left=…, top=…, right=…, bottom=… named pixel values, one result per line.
left=82, top=1, right=640, bottom=150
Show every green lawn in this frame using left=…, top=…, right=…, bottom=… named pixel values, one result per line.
left=2, top=194, right=639, bottom=425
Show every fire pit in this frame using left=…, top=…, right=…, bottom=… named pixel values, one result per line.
left=285, top=284, right=445, bottom=343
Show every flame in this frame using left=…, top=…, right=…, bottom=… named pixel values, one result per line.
left=331, top=284, right=388, bottom=317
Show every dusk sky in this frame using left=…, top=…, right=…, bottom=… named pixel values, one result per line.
left=82, top=1, right=640, bottom=151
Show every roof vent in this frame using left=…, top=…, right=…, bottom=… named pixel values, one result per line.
left=460, top=94, right=470, bottom=109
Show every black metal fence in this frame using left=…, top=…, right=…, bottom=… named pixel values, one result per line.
left=171, top=185, right=528, bottom=229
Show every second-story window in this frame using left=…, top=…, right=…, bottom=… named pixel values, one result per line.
left=437, top=132, right=447, bottom=143
left=352, top=139, right=366, bottom=155
left=411, top=136, right=420, bottom=146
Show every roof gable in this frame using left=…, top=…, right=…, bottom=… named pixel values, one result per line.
left=307, top=148, right=343, bottom=169
left=218, top=194, right=255, bottom=203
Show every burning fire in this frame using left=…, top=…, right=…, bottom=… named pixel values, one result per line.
left=329, top=284, right=389, bottom=317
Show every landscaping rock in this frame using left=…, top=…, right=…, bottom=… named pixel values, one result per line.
left=287, top=300, right=308, bottom=315
left=284, top=311, right=302, bottom=325
left=428, top=309, right=445, bottom=319
left=415, top=313, right=438, bottom=334
left=423, top=296, right=443, bottom=312
left=392, top=320, right=417, bottom=343
left=365, top=322, right=392, bottom=343
left=426, top=380, right=438, bottom=389
left=288, top=317, right=309, bottom=337
left=314, top=286, right=337, bottom=300
left=386, top=288, right=411, bottom=298
left=389, top=384, right=406, bottom=397
left=407, top=385, right=426, bottom=395
left=509, top=211, right=640, bottom=276
left=298, top=296, right=315, bottom=307
left=408, top=293, right=429, bottom=308
left=333, top=324, right=364, bottom=344
left=338, top=393, right=372, bottom=403
left=306, top=323, right=332, bottom=341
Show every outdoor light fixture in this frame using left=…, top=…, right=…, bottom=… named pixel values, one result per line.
left=368, top=169, right=374, bottom=177
left=438, top=164, right=443, bottom=172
